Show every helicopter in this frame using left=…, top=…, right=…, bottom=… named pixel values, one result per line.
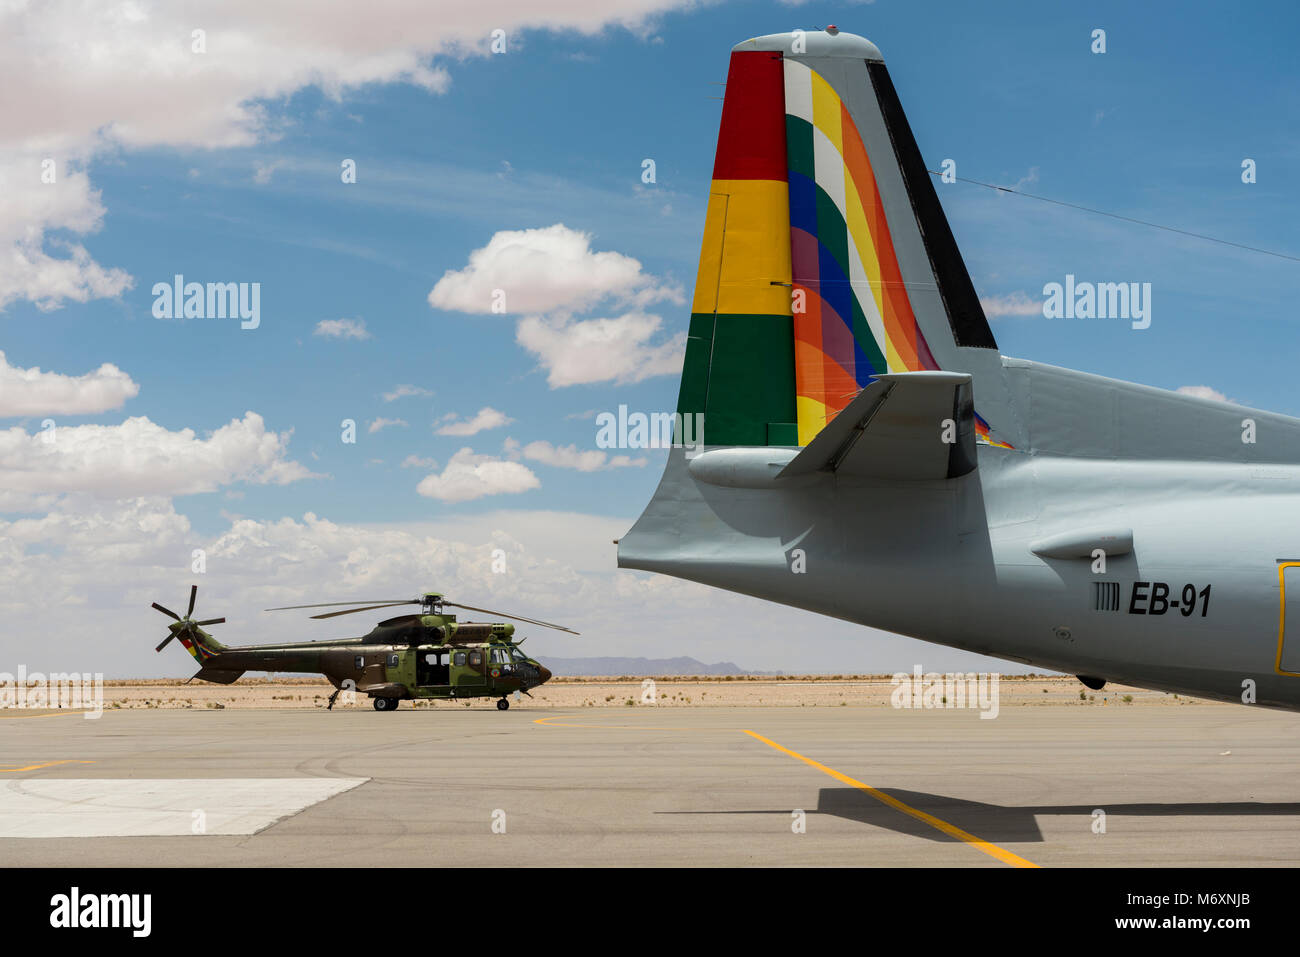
left=150, top=586, right=573, bottom=711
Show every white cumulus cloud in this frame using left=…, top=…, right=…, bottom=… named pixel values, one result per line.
left=1, top=1, right=694, bottom=312
left=515, top=312, right=685, bottom=387
left=979, top=291, right=1043, bottom=318
left=0, top=350, right=139, bottom=417
left=427, top=224, right=681, bottom=315
left=314, top=318, right=371, bottom=340
left=383, top=384, right=433, bottom=402
left=436, top=407, right=512, bottom=436
left=416, top=447, right=539, bottom=503
left=0, top=156, right=133, bottom=312
left=521, top=440, right=646, bottom=471
left=1176, top=385, right=1230, bottom=403
left=0, top=412, right=315, bottom=506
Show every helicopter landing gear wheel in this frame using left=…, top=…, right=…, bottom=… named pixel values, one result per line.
left=497, top=698, right=509, bottom=711
left=373, top=696, right=398, bottom=711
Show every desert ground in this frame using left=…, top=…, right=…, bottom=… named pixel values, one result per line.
left=75, top=673, right=1211, bottom=711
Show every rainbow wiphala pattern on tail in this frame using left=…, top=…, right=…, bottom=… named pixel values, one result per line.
left=784, top=58, right=940, bottom=446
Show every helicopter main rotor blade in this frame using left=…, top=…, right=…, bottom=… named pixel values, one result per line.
left=308, top=602, right=418, bottom=620
left=443, top=602, right=580, bottom=635
left=155, top=634, right=176, bottom=653
left=193, top=617, right=225, bottom=626
left=152, top=602, right=181, bottom=621
left=186, top=584, right=198, bottom=618
left=264, top=600, right=415, bottom=611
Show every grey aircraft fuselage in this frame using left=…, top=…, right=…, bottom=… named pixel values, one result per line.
left=622, top=343, right=1300, bottom=712
left=627, top=436, right=1300, bottom=711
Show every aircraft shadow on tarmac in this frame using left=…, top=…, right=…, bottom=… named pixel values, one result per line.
left=662, top=789, right=1300, bottom=843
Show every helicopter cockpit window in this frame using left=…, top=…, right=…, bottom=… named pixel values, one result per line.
left=509, top=645, right=526, bottom=661
left=490, top=648, right=509, bottom=664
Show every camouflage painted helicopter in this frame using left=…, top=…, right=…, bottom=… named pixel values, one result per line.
left=150, top=586, right=571, bottom=711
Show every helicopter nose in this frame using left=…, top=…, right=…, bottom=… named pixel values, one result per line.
left=537, top=665, right=552, bottom=684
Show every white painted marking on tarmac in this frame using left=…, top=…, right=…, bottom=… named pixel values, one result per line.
left=0, top=778, right=368, bottom=838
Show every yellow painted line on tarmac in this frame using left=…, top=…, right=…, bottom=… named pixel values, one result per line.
left=742, top=730, right=1038, bottom=868
left=0, top=710, right=93, bottom=720
left=533, top=712, right=1038, bottom=868
left=0, top=760, right=95, bottom=773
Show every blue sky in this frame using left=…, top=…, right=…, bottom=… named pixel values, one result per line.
left=2, top=0, right=1299, bottom=675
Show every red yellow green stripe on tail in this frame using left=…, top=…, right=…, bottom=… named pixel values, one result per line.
left=179, top=632, right=219, bottom=663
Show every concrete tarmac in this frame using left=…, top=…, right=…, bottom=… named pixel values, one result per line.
left=2, top=704, right=1298, bottom=867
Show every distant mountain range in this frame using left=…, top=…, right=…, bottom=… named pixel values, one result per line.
left=537, top=656, right=781, bottom=677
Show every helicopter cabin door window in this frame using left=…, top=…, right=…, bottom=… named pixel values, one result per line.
left=417, top=651, right=450, bottom=686
left=354, top=655, right=365, bottom=670
left=451, top=650, right=483, bottom=686
left=457, top=650, right=486, bottom=685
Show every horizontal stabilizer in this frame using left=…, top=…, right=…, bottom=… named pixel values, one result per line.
left=777, top=371, right=975, bottom=480
left=191, top=668, right=244, bottom=685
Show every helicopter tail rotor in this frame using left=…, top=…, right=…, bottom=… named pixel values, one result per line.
left=152, top=587, right=226, bottom=659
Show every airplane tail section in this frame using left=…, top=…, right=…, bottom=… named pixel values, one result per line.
left=675, top=28, right=1020, bottom=453
left=617, top=28, right=1300, bottom=675
left=620, top=28, right=1024, bottom=582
